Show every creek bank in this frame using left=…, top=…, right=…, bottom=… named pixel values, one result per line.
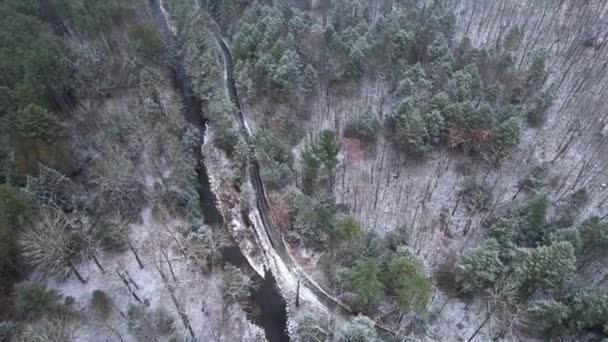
left=149, top=1, right=289, bottom=340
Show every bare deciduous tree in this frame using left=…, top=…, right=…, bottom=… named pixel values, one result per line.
left=20, top=209, right=86, bottom=283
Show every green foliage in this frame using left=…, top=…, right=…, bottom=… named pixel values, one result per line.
left=518, top=241, right=575, bottom=292
left=502, top=26, right=523, bottom=52
left=337, top=314, right=381, bottom=342
left=313, top=130, right=340, bottom=174
left=386, top=255, right=432, bottom=312
left=11, top=104, right=63, bottom=142
left=0, top=321, right=14, bottom=342
left=292, top=193, right=336, bottom=249
left=526, top=89, right=555, bottom=126
left=457, top=240, right=505, bottom=292
left=556, top=188, right=589, bottom=227
left=524, top=49, right=548, bottom=96
left=460, top=180, right=493, bottom=211
left=15, top=281, right=61, bottom=318
left=90, top=290, right=112, bottom=320
left=515, top=194, right=550, bottom=246
left=344, top=111, right=381, bottom=144
left=300, top=64, right=318, bottom=93
left=0, top=184, right=28, bottom=271
left=129, top=25, right=164, bottom=56
left=10, top=106, right=72, bottom=181
left=335, top=216, right=362, bottom=242
left=0, top=3, right=65, bottom=112
left=529, top=288, right=608, bottom=337
left=488, top=218, right=516, bottom=246
left=388, top=101, right=433, bottom=154
left=301, top=149, right=320, bottom=192
left=385, top=225, right=411, bottom=251
left=527, top=299, right=570, bottom=333
left=495, top=115, right=523, bottom=149
left=66, top=0, right=114, bottom=34
left=271, top=49, right=303, bottom=93
left=580, top=216, right=608, bottom=253
left=347, top=258, right=384, bottom=309
left=207, top=95, right=239, bottom=152
left=255, top=129, right=292, bottom=189
left=519, top=163, right=550, bottom=192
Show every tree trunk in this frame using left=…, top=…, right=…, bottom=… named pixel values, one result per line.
left=68, top=260, right=86, bottom=283
left=129, top=241, right=144, bottom=269
left=296, top=276, right=301, bottom=307
left=162, top=249, right=177, bottom=282
left=91, top=253, right=106, bottom=273
left=468, top=311, right=492, bottom=342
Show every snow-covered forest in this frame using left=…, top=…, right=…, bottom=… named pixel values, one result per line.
left=1, top=0, right=608, bottom=341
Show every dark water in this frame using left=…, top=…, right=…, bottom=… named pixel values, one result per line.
left=149, top=1, right=289, bottom=341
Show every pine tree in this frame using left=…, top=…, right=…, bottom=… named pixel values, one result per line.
left=580, top=216, right=608, bottom=252
left=457, top=240, right=505, bottom=292
left=387, top=255, right=431, bottom=313
left=300, top=64, right=318, bottom=93
left=527, top=299, right=570, bottom=333
left=516, top=194, right=550, bottom=246
left=344, top=110, right=381, bottom=143
left=496, top=115, right=523, bottom=149
left=14, top=281, right=61, bottom=318
left=518, top=241, right=575, bottom=292
left=529, top=288, right=608, bottom=337
left=525, top=49, right=548, bottom=96
left=12, top=104, right=63, bottom=142
left=348, top=258, right=384, bottom=309
left=337, top=314, right=381, bottom=342
left=313, top=130, right=340, bottom=177
left=301, top=149, right=320, bottom=191
left=335, top=216, right=361, bottom=241
left=272, top=49, right=302, bottom=93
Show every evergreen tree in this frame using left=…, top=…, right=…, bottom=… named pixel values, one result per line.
left=387, top=255, right=431, bottom=313
left=344, top=110, right=381, bottom=143
left=313, top=130, right=340, bottom=178
left=0, top=3, right=65, bottom=111
left=67, top=0, right=115, bottom=34
left=529, top=288, right=608, bottom=337
left=335, top=216, right=361, bottom=242
left=11, top=104, right=63, bottom=142
left=495, top=115, right=523, bottom=149
left=300, top=64, right=318, bottom=93
left=516, top=194, right=550, bottom=246
left=525, top=49, right=548, bottom=96
left=348, top=258, right=384, bottom=309
left=301, top=149, right=320, bottom=192
left=580, top=216, right=608, bottom=253
left=14, top=281, right=61, bottom=318
left=0, top=184, right=28, bottom=282
left=337, top=314, right=381, bottom=342
left=272, top=49, right=302, bottom=94
left=518, top=241, right=576, bottom=292
left=457, top=240, right=505, bottom=292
